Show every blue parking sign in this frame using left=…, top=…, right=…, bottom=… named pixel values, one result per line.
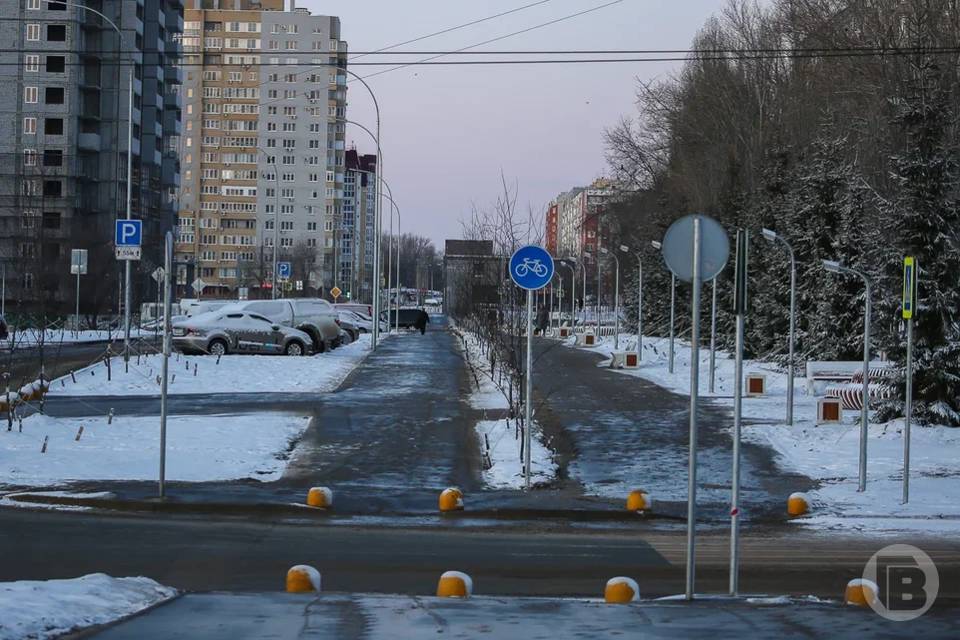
left=277, top=261, right=292, bottom=279
left=115, top=219, right=142, bottom=246
left=509, top=245, right=554, bottom=291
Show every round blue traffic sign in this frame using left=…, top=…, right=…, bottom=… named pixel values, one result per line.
left=509, top=245, right=555, bottom=291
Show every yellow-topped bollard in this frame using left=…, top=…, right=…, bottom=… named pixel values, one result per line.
left=787, top=492, right=809, bottom=517
left=845, top=579, right=878, bottom=607
left=306, top=487, right=333, bottom=509
left=626, top=490, right=653, bottom=512
left=436, top=571, right=473, bottom=598
left=286, top=565, right=322, bottom=593
left=439, top=487, right=464, bottom=512
left=604, top=577, right=640, bottom=604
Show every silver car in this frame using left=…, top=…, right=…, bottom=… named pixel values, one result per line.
left=172, top=310, right=312, bottom=356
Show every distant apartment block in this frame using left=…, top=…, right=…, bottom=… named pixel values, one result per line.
left=176, top=0, right=347, bottom=298
left=0, top=0, right=183, bottom=312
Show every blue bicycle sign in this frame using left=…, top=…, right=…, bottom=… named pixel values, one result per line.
left=510, top=245, right=554, bottom=290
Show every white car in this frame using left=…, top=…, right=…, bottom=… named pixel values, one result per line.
left=172, top=310, right=313, bottom=356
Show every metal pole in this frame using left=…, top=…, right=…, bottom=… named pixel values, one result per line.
left=571, top=264, right=576, bottom=324
left=596, top=251, right=602, bottom=334
left=786, top=246, right=796, bottom=425
left=859, top=277, right=871, bottom=492
left=2, top=263, right=6, bottom=316
left=386, top=202, right=393, bottom=333
left=582, top=260, right=586, bottom=328
left=549, top=279, right=554, bottom=335
left=709, top=278, right=717, bottom=393
left=669, top=274, right=676, bottom=374
left=903, top=316, right=913, bottom=503
left=685, top=216, right=702, bottom=601
left=730, top=312, right=744, bottom=594
left=159, top=232, right=173, bottom=498
left=395, top=209, right=401, bottom=333
left=123, top=67, right=133, bottom=369
left=75, top=271, right=80, bottom=334
left=636, top=255, right=642, bottom=361
left=524, top=289, right=533, bottom=490
left=272, top=160, right=280, bottom=299
left=613, top=255, right=620, bottom=349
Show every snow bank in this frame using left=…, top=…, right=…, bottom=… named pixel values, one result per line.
left=0, top=574, right=175, bottom=640
left=476, top=419, right=555, bottom=489
left=0, top=412, right=311, bottom=487
left=48, top=335, right=370, bottom=397
left=574, top=333, right=960, bottom=534
left=457, top=331, right=510, bottom=411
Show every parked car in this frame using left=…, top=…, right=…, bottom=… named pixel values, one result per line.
left=172, top=310, right=312, bottom=356
left=383, top=308, right=424, bottom=329
left=335, top=313, right=360, bottom=344
left=218, top=298, right=340, bottom=353
left=334, top=303, right=374, bottom=317
left=338, top=309, right=385, bottom=334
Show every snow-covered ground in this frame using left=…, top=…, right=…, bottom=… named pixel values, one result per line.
left=48, top=335, right=371, bottom=397
left=0, top=574, right=175, bottom=640
left=571, top=332, right=960, bottom=535
left=457, top=330, right=558, bottom=489
left=0, top=412, right=311, bottom=488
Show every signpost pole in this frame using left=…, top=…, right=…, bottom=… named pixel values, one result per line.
left=709, top=278, right=717, bottom=393
left=637, top=256, right=642, bottom=361
left=685, top=217, right=702, bottom=601
left=159, top=232, right=173, bottom=498
left=669, top=274, right=676, bottom=374
left=729, top=229, right=748, bottom=595
left=902, top=257, right=916, bottom=504
left=75, top=271, right=80, bottom=335
left=525, top=288, right=533, bottom=490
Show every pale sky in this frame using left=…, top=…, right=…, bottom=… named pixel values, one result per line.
left=298, top=0, right=725, bottom=248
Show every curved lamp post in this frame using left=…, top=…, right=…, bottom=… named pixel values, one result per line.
left=652, top=240, right=676, bottom=373
left=762, top=228, right=797, bottom=425
left=600, top=247, right=620, bottom=349
left=823, top=259, right=872, bottom=492
left=619, top=245, right=642, bottom=361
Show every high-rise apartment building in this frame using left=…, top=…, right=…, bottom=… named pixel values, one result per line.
left=343, top=149, right=376, bottom=302
left=177, top=0, right=347, bottom=298
left=0, top=0, right=183, bottom=313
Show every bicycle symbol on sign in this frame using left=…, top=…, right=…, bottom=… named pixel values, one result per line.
left=514, top=257, right=549, bottom=279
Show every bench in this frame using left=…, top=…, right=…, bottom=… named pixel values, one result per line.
left=805, top=361, right=893, bottom=395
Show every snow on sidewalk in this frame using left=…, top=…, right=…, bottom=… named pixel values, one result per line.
left=456, top=329, right=558, bottom=488
left=0, top=574, right=176, bottom=640
left=0, top=412, right=311, bottom=487
left=48, top=335, right=371, bottom=397
left=569, top=333, right=960, bottom=535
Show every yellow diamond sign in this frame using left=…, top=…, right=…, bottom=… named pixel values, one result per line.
left=330, top=286, right=342, bottom=300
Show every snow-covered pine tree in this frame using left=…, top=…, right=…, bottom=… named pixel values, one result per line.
left=876, top=60, right=960, bottom=426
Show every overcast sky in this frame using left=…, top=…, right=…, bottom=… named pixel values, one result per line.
left=297, top=0, right=723, bottom=249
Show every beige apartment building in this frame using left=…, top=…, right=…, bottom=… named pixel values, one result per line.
left=176, top=0, right=347, bottom=298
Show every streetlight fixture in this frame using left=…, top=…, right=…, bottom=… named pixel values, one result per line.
left=762, top=228, right=797, bottom=425
left=652, top=240, right=676, bottom=373
left=559, top=258, right=577, bottom=328
left=619, top=245, right=642, bottom=362
left=600, top=247, right=620, bottom=349
left=823, top=259, right=872, bottom=492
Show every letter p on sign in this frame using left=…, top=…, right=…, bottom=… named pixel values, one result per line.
left=115, top=219, right=142, bottom=247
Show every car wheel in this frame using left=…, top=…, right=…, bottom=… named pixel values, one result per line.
left=285, top=341, right=304, bottom=356
left=208, top=339, right=228, bottom=357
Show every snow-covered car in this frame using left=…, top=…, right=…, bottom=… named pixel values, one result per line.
left=334, top=303, right=374, bottom=317
left=335, top=314, right=360, bottom=344
left=218, top=298, right=339, bottom=353
left=338, top=309, right=386, bottom=334
left=172, top=310, right=312, bottom=356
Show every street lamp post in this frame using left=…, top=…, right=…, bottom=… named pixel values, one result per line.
left=620, top=245, right=642, bottom=362
left=823, top=259, right=872, bottom=492
left=763, top=229, right=797, bottom=425
left=600, top=247, right=620, bottom=349
left=652, top=240, right=676, bottom=373
left=394, top=206, right=401, bottom=333
left=560, top=258, right=577, bottom=328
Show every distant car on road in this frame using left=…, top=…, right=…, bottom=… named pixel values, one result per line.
left=334, top=303, right=373, bottom=317
left=338, top=309, right=384, bottom=334
left=172, top=310, right=312, bottom=356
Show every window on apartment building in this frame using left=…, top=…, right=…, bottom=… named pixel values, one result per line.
left=27, top=0, right=41, bottom=9
left=306, top=222, right=317, bottom=231
left=280, top=205, right=293, bottom=215
left=43, top=149, right=63, bottom=167
left=43, top=211, right=61, bottom=229
left=282, top=122, right=295, bottom=132
left=281, top=188, right=294, bottom=198
left=308, top=173, right=318, bottom=183
left=47, top=25, right=66, bottom=41
left=248, top=22, right=258, bottom=32
left=25, top=55, right=39, bottom=72
left=45, top=87, right=64, bottom=104
left=267, top=89, right=278, bottom=99
left=282, top=139, right=295, bottom=149
left=264, top=220, right=274, bottom=230
left=280, top=221, right=293, bottom=231
left=44, top=118, right=63, bottom=135
left=266, top=139, right=277, bottom=148
left=283, top=106, right=296, bottom=116
left=48, top=1, right=66, bottom=9
left=266, top=122, right=277, bottom=131
left=281, top=156, right=295, bottom=165
left=27, top=24, right=40, bottom=41
left=285, top=41, right=297, bottom=50
left=268, top=40, right=278, bottom=50
left=267, top=106, right=278, bottom=115
left=308, top=140, right=319, bottom=149
left=46, top=55, right=65, bottom=72
left=24, top=87, right=38, bottom=103
left=23, top=149, right=37, bottom=167
left=43, top=180, right=62, bottom=197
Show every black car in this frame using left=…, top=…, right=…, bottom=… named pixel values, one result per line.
left=383, top=308, right=423, bottom=329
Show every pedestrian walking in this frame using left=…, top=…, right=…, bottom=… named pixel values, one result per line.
left=414, top=308, right=430, bottom=335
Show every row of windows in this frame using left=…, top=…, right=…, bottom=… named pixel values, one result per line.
left=22, top=117, right=64, bottom=135
left=24, top=54, right=65, bottom=73
left=26, top=23, right=66, bottom=42
left=23, top=86, right=65, bottom=105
